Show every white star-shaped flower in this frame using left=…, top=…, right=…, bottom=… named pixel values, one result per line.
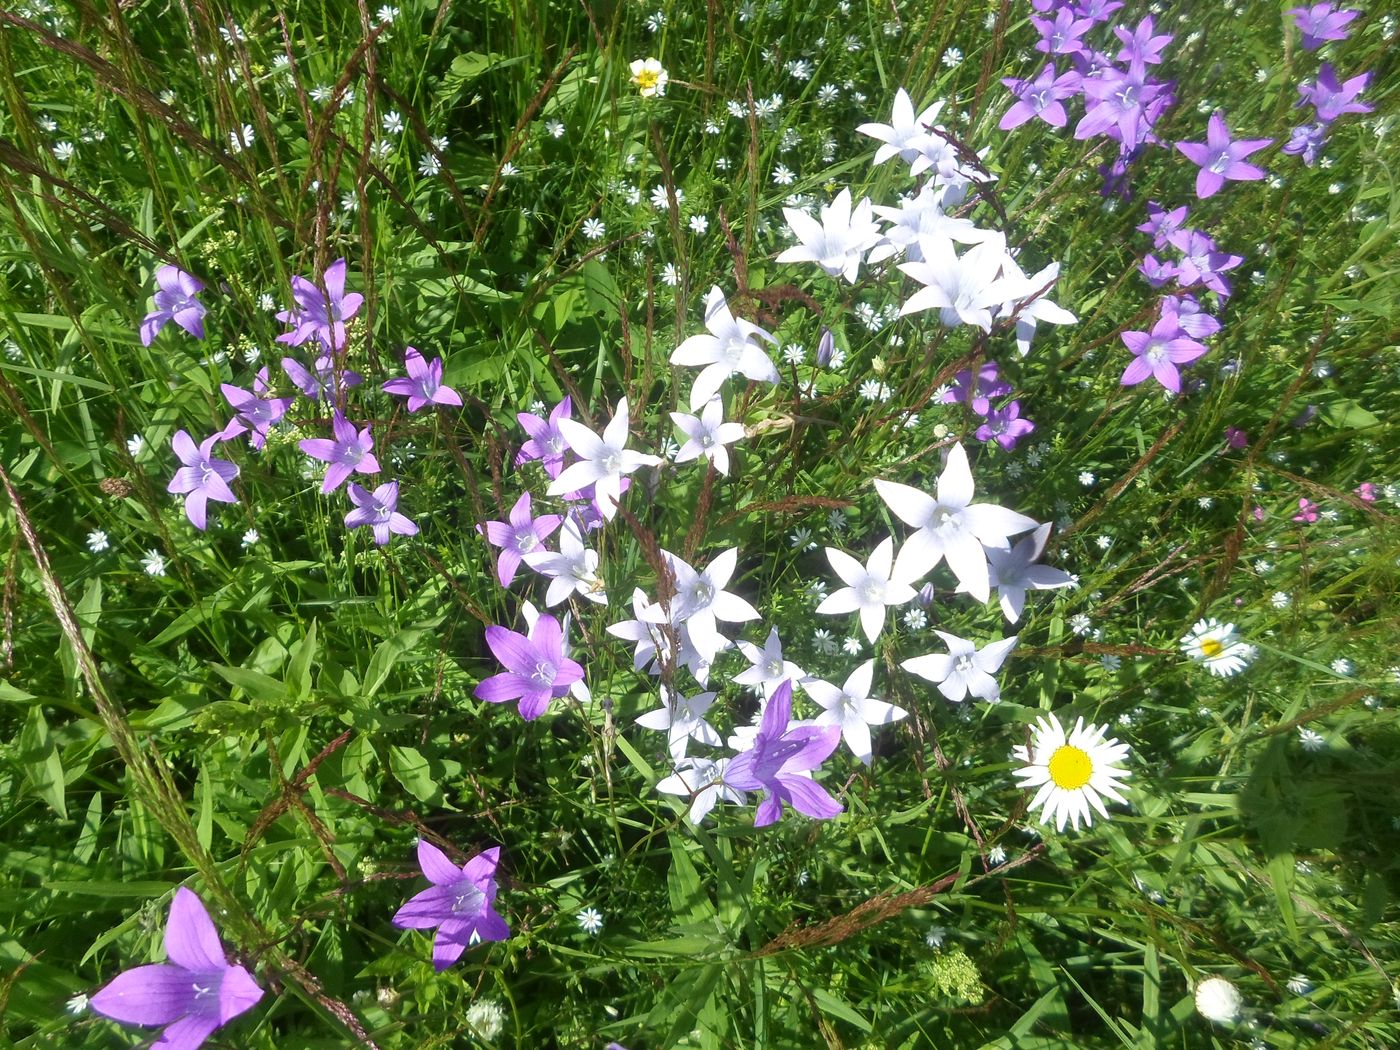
left=606, top=588, right=674, bottom=674
left=875, top=443, right=1039, bottom=602
left=805, top=660, right=907, bottom=765
left=898, top=234, right=1019, bottom=332
left=965, top=522, right=1074, bottom=622
left=776, top=188, right=882, bottom=284
left=524, top=517, right=607, bottom=606
left=669, top=287, right=780, bottom=409
left=661, top=548, right=760, bottom=663
left=671, top=398, right=746, bottom=475
left=636, top=686, right=722, bottom=760
left=902, top=630, right=1018, bottom=702
left=997, top=256, right=1078, bottom=356
left=815, top=536, right=918, bottom=642
left=856, top=88, right=945, bottom=167
left=733, top=627, right=807, bottom=699
left=547, top=397, right=661, bottom=520
left=656, top=756, right=746, bottom=823
left=868, top=183, right=994, bottom=265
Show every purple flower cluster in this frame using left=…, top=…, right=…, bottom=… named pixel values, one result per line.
left=142, top=258, right=461, bottom=541
left=1281, top=6, right=1370, bottom=166
left=1003, top=3, right=1180, bottom=197
left=941, top=361, right=1036, bottom=451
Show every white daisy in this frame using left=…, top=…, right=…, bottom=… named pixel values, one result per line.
left=1012, top=713, right=1130, bottom=832
left=1179, top=618, right=1256, bottom=677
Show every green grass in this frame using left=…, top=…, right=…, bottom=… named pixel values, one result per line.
left=1, top=0, right=1398, bottom=1047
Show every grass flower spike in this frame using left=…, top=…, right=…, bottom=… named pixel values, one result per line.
left=1012, top=713, right=1131, bottom=831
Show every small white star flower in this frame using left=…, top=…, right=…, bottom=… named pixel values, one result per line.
left=141, top=550, right=166, bottom=577
left=1194, top=977, right=1242, bottom=1024
left=1298, top=728, right=1325, bottom=752
left=241, top=528, right=260, bottom=548
left=577, top=907, right=604, bottom=934
left=86, top=529, right=110, bottom=553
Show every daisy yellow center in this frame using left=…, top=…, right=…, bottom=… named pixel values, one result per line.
left=1047, top=744, right=1094, bottom=790
left=1200, top=638, right=1224, bottom=658
left=634, top=69, right=660, bottom=92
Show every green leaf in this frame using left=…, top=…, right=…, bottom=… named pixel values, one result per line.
left=363, top=629, right=425, bottom=698
left=286, top=619, right=318, bottom=702
left=210, top=664, right=286, bottom=704
left=809, top=986, right=872, bottom=1032
left=19, top=705, right=67, bottom=818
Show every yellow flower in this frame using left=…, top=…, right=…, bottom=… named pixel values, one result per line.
left=629, top=57, right=668, bottom=98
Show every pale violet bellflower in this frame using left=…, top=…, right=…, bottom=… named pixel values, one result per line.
left=867, top=183, right=995, bottom=266
left=776, top=188, right=882, bottom=284
left=659, top=547, right=760, bottom=664
left=606, top=588, right=676, bottom=676
left=876, top=442, right=1040, bottom=602
left=898, top=234, right=1019, bottom=332
left=635, top=685, right=722, bottom=760
left=903, top=630, right=1019, bottom=702
left=671, top=398, right=747, bottom=475
left=815, top=536, right=919, bottom=642
left=804, top=660, right=908, bottom=765
left=965, top=522, right=1074, bottom=622
left=996, top=255, right=1078, bottom=356
left=656, top=756, right=746, bottom=823
left=856, top=88, right=945, bottom=168
left=524, top=516, right=607, bottom=606
left=733, top=626, right=807, bottom=701
left=546, top=397, right=661, bottom=521
left=669, top=286, right=780, bottom=410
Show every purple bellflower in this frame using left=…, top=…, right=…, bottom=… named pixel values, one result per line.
left=999, top=64, right=1083, bottom=130
left=220, top=368, right=292, bottom=450
left=1114, top=16, right=1173, bottom=65
left=299, top=411, right=379, bottom=493
left=167, top=430, right=238, bottom=531
left=1074, top=0, right=1125, bottom=22
left=1076, top=60, right=1173, bottom=152
left=276, top=257, right=362, bottom=350
left=941, top=362, right=1012, bottom=416
left=140, top=265, right=207, bottom=346
left=1168, top=229, right=1243, bottom=298
left=724, top=680, right=843, bottom=827
left=89, top=887, right=263, bottom=1050
left=475, top=613, right=584, bottom=720
left=344, top=481, right=418, bottom=545
left=1031, top=9, right=1095, bottom=57
left=1136, top=201, right=1188, bottom=250
left=516, top=396, right=573, bottom=479
left=976, top=400, right=1036, bottom=450
left=1282, top=123, right=1328, bottom=165
left=382, top=346, right=463, bottom=412
left=392, top=841, right=509, bottom=971
left=479, top=492, right=563, bottom=586
left=1288, top=3, right=1360, bottom=50
left=1161, top=294, right=1221, bottom=339
left=1138, top=253, right=1182, bottom=288
left=1297, top=64, right=1373, bottom=123
left=1175, top=112, right=1272, bottom=199
left=282, top=354, right=363, bottom=403
left=1119, top=315, right=1208, bottom=393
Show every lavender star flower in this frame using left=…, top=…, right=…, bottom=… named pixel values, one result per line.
left=474, top=612, right=584, bottom=720
left=1288, top=3, right=1360, bottom=50
left=1031, top=8, right=1096, bottom=57
left=1119, top=315, right=1208, bottom=393
left=1136, top=201, right=1188, bottom=249
left=671, top=398, right=747, bottom=475
left=976, top=400, right=1036, bottom=450
left=1175, top=112, right=1272, bottom=199
left=902, top=631, right=1019, bottom=703
left=220, top=368, right=292, bottom=450
left=344, top=481, right=418, bottom=545
left=392, top=841, right=509, bottom=971
left=299, top=411, right=379, bottom=493
left=382, top=346, right=463, bottom=411
left=899, top=235, right=1019, bottom=332
left=1160, top=294, right=1221, bottom=339
left=140, top=265, right=207, bottom=346
left=516, top=396, right=572, bottom=479
left=724, top=680, right=843, bottom=827
left=167, top=430, right=239, bottom=530
left=282, top=354, right=363, bottom=403
left=635, top=685, right=722, bottom=760
left=1282, top=123, right=1328, bottom=165
left=1297, top=64, right=1373, bottom=124
left=89, top=888, right=263, bottom=1050
left=480, top=492, right=562, bottom=586
left=973, top=522, right=1073, bottom=622
left=1113, top=16, right=1173, bottom=65
left=816, top=537, right=918, bottom=643
left=734, top=627, right=807, bottom=701
left=1000, top=64, right=1083, bottom=130
left=1076, top=60, right=1172, bottom=152
left=276, top=257, right=363, bottom=350
left=941, top=361, right=1012, bottom=415
left=1138, top=253, right=1181, bottom=288
left=1168, top=229, right=1243, bottom=298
